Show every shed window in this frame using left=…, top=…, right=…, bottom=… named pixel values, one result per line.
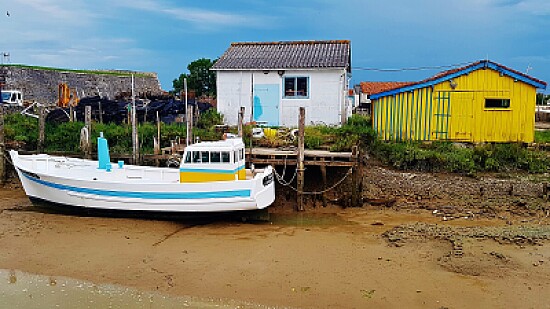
left=485, top=98, right=510, bottom=109
left=284, top=77, right=309, bottom=98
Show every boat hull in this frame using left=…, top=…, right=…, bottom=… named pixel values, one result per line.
left=11, top=151, right=275, bottom=213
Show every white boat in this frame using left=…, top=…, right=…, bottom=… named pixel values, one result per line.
left=9, top=137, right=275, bottom=213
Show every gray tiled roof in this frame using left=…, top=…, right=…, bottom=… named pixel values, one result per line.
left=212, top=40, right=351, bottom=71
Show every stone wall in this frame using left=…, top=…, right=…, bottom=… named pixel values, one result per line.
left=2, top=66, right=164, bottom=104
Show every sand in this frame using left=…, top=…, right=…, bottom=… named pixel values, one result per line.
left=0, top=186, right=549, bottom=308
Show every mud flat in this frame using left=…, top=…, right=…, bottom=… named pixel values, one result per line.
left=0, top=181, right=549, bottom=309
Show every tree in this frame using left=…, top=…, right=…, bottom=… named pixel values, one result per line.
left=173, top=58, right=217, bottom=97
left=537, top=93, right=550, bottom=106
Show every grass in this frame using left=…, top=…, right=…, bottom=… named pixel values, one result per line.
left=535, top=130, right=550, bottom=143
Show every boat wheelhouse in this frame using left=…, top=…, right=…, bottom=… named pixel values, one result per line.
left=180, top=139, right=246, bottom=183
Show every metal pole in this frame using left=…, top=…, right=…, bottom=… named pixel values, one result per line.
left=238, top=107, right=245, bottom=137
left=85, top=106, right=92, bottom=159
left=131, top=75, right=138, bottom=164
left=250, top=73, right=254, bottom=123
left=0, top=69, right=4, bottom=184
left=38, top=105, right=45, bottom=153
left=0, top=105, right=4, bottom=185
left=184, top=78, right=189, bottom=146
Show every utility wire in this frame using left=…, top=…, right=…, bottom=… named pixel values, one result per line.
left=352, top=62, right=471, bottom=72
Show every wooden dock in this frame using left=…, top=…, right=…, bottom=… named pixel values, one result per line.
left=248, top=147, right=356, bottom=167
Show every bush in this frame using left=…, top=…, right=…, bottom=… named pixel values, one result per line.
left=370, top=141, right=549, bottom=174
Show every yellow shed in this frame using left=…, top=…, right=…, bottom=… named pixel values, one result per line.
left=362, top=60, right=547, bottom=143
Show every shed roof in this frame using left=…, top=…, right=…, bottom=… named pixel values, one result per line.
left=360, top=81, right=415, bottom=95
left=367, top=60, right=547, bottom=100
left=212, top=40, right=351, bottom=72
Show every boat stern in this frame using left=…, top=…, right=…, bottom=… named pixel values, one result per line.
left=252, top=166, right=276, bottom=209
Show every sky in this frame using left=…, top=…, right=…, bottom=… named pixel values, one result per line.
left=2, top=0, right=550, bottom=93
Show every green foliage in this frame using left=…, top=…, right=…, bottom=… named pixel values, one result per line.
left=173, top=58, right=217, bottom=96
left=3, top=111, right=224, bottom=154
left=370, top=141, right=549, bottom=174
left=196, top=109, right=223, bottom=129
left=535, top=130, right=550, bottom=143
left=45, top=121, right=85, bottom=152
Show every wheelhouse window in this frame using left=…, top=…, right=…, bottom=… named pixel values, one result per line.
left=222, top=152, right=230, bottom=163
left=485, top=98, right=510, bottom=109
left=210, top=151, right=221, bottom=163
left=284, top=77, right=309, bottom=98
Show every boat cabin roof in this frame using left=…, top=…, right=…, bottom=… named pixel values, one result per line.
left=184, top=138, right=245, bottom=152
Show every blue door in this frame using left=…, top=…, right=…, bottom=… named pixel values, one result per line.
left=253, top=84, right=279, bottom=126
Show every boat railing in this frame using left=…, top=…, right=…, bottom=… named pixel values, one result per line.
left=124, top=165, right=178, bottom=182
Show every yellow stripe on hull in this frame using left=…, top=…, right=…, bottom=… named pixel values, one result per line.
left=238, top=169, right=245, bottom=180
left=180, top=172, right=238, bottom=183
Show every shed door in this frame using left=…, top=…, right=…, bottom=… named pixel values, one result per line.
left=449, top=92, right=474, bottom=142
left=253, top=84, right=280, bottom=126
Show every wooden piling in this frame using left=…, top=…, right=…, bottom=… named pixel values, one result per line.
left=0, top=106, right=5, bottom=185
left=297, top=107, right=305, bottom=211
left=320, top=164, right=328, bottom=207
left=69, top=105, right=74, bottom=122
left=351, top=146, right=361, bottom=207
left=98, top=101, right=103, bottom=124
left=84, top=106, right=92, bottom=159
left=38, top=105, right=45, bottom=153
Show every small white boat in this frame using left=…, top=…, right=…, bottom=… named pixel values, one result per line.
left=10, top=136, right=275, bottom=213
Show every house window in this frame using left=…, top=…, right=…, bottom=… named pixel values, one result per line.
left=485, top=98, right=510, bottom=109
left=284, top=77, right=309, bottom=98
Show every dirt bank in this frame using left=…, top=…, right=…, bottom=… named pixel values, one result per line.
left=1, top=164, right=550, bottom=308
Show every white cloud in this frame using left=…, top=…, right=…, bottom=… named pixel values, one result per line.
left=515, top=0, right=550, bottom=15
left=115, top=0, right=264, bottom=28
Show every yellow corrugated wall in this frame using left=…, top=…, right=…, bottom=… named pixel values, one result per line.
left=372, top=68, right=537, bottom=143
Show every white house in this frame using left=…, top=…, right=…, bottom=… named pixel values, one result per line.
left=211, top=40, right=352, bottom=127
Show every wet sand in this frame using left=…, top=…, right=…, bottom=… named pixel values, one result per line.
left=1, top=186, right=549, bottom=308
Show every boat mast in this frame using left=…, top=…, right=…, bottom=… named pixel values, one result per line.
left=184, top=77, right=189, bottom=146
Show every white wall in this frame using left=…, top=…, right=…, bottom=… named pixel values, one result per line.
left=216, top=69, right=349, bottom=127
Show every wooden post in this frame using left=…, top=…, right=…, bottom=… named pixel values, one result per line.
left=320, top=164, right=328, bottom=207
left=38, top=105, right=45, bottom=153
left=351, top=146, right=360, bottom=207
left=69, top=105, right=74, bottom=122
left=154, top=111, right=161, bottom=155
left=0, top=106, right=5, bottom=185
left=98, top=101, right=103, bottom=123
left=297, top=107, right=305, bottom=211
left=238, top=107, right=245, bottom=137
left=85, top=106, right=92, bottom=159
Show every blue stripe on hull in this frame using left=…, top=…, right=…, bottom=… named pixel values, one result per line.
left=22, top=172, right=251, bottom=200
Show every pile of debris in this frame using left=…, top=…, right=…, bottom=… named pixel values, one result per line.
left=45, top=95, right=213, bottom=124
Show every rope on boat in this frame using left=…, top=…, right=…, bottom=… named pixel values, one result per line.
left=273, top=165, right=353, bottom=195
left=2, top=152, right=13, bottom=166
